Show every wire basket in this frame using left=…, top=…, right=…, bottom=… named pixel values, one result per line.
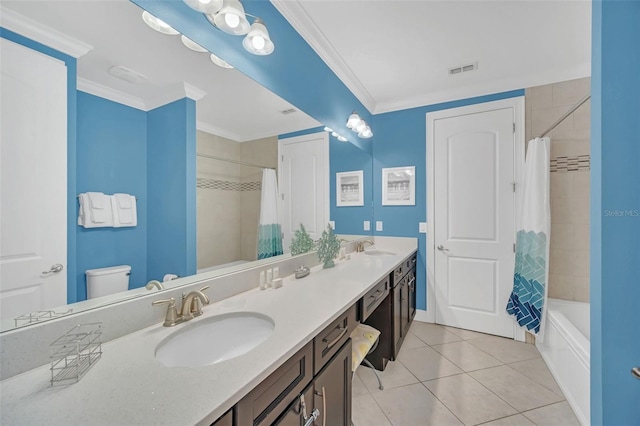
left=14, top=309, right=73, bottom=327
left=50, top=323, right=102, bottom=386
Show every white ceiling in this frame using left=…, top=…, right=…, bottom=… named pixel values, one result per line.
left=273, top=0, right=592, bottom=114
left=0, top=0, right=321, bottom=142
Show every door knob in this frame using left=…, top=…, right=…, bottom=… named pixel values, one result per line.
left=42, top=263, right=63, bottom=275
left=632, top=367, right=640, bottom=380
left=437, top=245, right=449, bottom=252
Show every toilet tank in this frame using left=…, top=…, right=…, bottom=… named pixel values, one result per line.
left=85, top=265, right=131, bottom=299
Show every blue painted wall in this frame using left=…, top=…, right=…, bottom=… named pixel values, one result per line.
left=131, top=0, right=372, bottom=152
left=372, top=90, right=525, bottom=310
left=75, top=92, right=148, bottom=301
left=147, top=98, right=197, bottom=281
left=0, top=28, right=78, bottom=304
left=590, top=1, right=640, bottom=424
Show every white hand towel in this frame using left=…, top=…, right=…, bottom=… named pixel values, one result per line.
left=78, top=193, right=113, bottom=228
left=111, top=194, right=137, bottom=227
left=87, top=192, right=107, bottom=223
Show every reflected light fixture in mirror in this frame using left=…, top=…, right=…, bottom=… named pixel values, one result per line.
left=181, top=35, right=208, bottom=52
left=210, top=53, right=234, bottom=68
left=141, top=11, right=179, bottom=35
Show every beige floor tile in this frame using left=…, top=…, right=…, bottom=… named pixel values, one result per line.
left=467, top=336, right=541, bottom=364
left=372, top=383, right=463, bottom=426
left=470, top=366, right=564, bottom=412
left=424, top=374, right=517, bottom=425
left=522, top=401, right=580, bottom=425
left=478, top=414, right=535, bottom=426
left=357, top=360, right=418, bottom=394
left=432, top=341, right=503, bottom=372
left=409, top=322, right=463, bottom=345
left=441, top=326, right=490, bottom=341
left=352, top=394, right=392, bottom=426
left=399, top=331, right=428, bottom=350
left=397, top=346, right=463, bottom=381
left=508, top=358, right=563, bottom=396
left=352, top=372, right=370, bottom=397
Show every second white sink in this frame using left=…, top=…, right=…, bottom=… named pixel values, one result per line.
left=155, top=312, right=274, bottom=367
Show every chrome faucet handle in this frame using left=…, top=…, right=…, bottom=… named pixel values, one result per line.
left=152, top=297, right=180, bottom=327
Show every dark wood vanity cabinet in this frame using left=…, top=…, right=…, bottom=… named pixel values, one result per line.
left=211, top=409, right=233, bottom=426
left=364, top=252, right=417, bottom=371
left=229, top=305, right=356, bottom=426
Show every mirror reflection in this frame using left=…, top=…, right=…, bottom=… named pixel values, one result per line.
left=0, top=0, right=371, bottom=332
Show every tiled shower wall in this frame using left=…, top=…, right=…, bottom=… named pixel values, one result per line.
left=196, top=131, right=277, bottom=270
left=525, top=77, right=590, bottom=303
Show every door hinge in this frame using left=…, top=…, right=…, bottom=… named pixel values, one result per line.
left=513, top=243, right=516, bottom=253
left=512, top=182, right=516, bottom=192
left=281, top=194, right=284, bottom=200
left=281, top=155, right=284, bottom=162
left=513, top=123, right=516, bottom=133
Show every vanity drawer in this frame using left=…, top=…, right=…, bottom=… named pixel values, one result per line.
left=360, top=275, right=390, bottom=321
left=236, top=341, right=313, bottom=426
left=314, top=304, right=357, bottom=374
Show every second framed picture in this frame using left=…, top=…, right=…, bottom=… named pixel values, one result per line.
left=382, top=166, right=415, bottom=206
left=336, top=170, right=364, bottom=207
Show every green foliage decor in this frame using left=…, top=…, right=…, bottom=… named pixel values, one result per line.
left=317, top=224, right=340, bottom=269
left=290, top=223, right=316, bottom=255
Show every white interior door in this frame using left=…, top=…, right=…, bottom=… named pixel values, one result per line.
left=0, top=39, right=67, bottom=320
left=278, top=132, right=329, bottom=252
left=432, top=104, right=517, bottom=338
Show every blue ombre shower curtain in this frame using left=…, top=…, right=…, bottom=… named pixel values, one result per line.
left=506, top=137, right=551, bottom=335
left=257, top=169, right=283, bottom=259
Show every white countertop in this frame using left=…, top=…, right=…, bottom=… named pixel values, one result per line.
left=0, top=238, right=417, bottom=426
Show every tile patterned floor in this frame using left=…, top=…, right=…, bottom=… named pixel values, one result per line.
left=352, top=322, right=580, bottom=426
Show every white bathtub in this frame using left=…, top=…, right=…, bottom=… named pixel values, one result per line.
left=536, top=298, right=590, bottom=425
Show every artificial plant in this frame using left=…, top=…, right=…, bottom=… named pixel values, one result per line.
left=317, top=223, right=340, bottom=269
left=290, top=223, right=316, bottom=255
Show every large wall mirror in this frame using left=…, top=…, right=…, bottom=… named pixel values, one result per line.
left=0, top=0, right=373, bottom=332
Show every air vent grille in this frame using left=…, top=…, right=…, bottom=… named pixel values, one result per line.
left=280, top=108, right=297, bottom=115
left=448, top=62, right=478, bottom=76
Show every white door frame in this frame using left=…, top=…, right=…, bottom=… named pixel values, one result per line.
left=426, top=97, right=526, bottom=340
left=277, top=131, right=330, bottom=249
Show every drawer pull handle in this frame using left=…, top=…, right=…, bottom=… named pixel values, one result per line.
left=323, top=325, right=347, bottom=349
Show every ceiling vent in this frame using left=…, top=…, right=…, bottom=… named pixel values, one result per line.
left=448, top=62, right=478, bottom=76
left=280, top=108, right=297, bottom=115
left=108, top=66, right=148, bottom=85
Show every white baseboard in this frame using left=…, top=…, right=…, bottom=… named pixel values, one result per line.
left=414, top=309, right=432, bottom=323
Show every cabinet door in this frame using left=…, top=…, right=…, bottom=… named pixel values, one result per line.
left=408, top=269, right=417, bottom=321
left=273, top=385, right=314, bottom=426
left=313, top=340, right=352, bottom=426
left=401, top=280, right=410, bottom=338
left=211, top=409, right=233, bottom=426
left=393, top=280, right=403, bottom=357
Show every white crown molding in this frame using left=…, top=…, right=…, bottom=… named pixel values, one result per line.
left=184, top=82, right=207, bottom=101
left=373, top=63, right=592, bottom=114
left=271, top=0, right=376, bottom=114
left=196, top=121, right=243, bottom=142
left=0, top=6, right=92, bottom=58
left=146, top=82, right=207, bottom=111
left=77, top=78, right=146, bottom=111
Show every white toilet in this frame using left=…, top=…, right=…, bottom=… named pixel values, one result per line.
left=85, top=265, right=131, bottom=299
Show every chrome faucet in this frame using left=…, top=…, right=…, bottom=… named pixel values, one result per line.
left=356, top=239, right=374, bottom=252
left=152, top=286, right=210, bottom=327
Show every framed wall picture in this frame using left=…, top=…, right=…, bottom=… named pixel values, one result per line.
left=382, top=166, right=415, bottom=206
left=336, top=170, right=364, bottom=207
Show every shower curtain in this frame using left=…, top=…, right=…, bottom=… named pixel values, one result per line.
left=506, top=137, right=551, bottom=335
left=257, top=169, right=283, bottom=259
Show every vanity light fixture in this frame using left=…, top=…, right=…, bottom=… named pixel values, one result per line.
left=141, top=11, right=179, bottom=35
left=326, top=128, right=348, bottom=142
left=242, top=18, right=274, bottom=55
left=210, top=53, right=234, bottom=68
left=206, top=0, right=250, bottom=35
left=184, top=0, right=223, bottom=14
left=345, top=111, right=373, bottom=139
left=181, top=35, right=208, bottom=52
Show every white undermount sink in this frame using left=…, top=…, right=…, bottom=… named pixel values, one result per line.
left=364, top=249, right=396, bottom=256
left=155, top=312, right=274, bottom=367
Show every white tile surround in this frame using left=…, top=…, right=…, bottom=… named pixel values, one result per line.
left=0, top=237, right=416, bottom=425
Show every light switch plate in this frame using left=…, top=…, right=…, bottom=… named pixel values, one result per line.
left=419, top=222, right=427, bottom=233
left=328, top=221, right=335, bottom=229
left=363, top=221, right=370, bottom=231
left=376, top=221, right=383, bottom=231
